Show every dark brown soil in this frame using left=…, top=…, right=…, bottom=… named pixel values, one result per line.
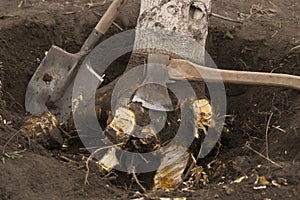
left=0, top=0, right=299, bottom=199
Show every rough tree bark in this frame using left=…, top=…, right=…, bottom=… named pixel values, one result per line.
left=95, top=0, right=212, bottom=190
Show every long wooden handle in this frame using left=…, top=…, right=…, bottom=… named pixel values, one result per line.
left=168, top=59, right=300, bottom=90
left=95, top=0, right=127, bottom=34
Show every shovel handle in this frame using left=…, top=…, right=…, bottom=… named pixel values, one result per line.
left=96, top=0, right=127, bottom=34
left=81, top=0, right=127, bottom=53
left=168, top=59, right=300, bottom=90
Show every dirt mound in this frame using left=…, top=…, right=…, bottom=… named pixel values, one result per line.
left=0, top=0, right=299, bottom=199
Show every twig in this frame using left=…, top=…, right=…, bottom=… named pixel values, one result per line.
left=265, top=112, right=273, bottom=158
left=132, top=167, right=146, bottom=192
left=111, top=21, right=124, bottom=31
left=93, top=11, right=124, bottom=31
left=182, top=154, right=197, bottom=182
left=84, top=144, right=121, bottom=185
left=271, top=125, right=286, bottom=133
left=2, top=130, right=21, bottom=155
left=0, top=14, right=18, bottom=19
left=211, top=13, right=242, bottom=24
left=18, top=1, right=25, bottom=8
left=79, top=146, right=104, bottom=153
left=271, top=30, right=278, bottom=38
left=63, top=11, right=78, bottom=15
left=85, top=0, right=107, bottom=9
left=58, top=126, right=73, bottom=139
left=3, top=90, right=24, bottom=110
left=2, top=124, right=32, bottom=149
left=245, top=143, right=283, bottom=168
left=289, top=45, right=300, bottom=53
left=60, top=155, right=77, bottom=164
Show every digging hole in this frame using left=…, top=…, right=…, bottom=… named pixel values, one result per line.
left=0, top=16, right=296, bottom=153
left=0, top=7, right=299, bottom=194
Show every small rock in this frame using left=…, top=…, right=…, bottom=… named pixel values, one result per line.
left=225, top=31, right=234, bottom=39
left=223, top=185, right=234, bottom=195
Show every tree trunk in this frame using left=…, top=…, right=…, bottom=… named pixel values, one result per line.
left=96, top=0, right=212, bottom=190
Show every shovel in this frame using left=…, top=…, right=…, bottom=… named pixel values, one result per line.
left=25, top=0, right=127, bottom=121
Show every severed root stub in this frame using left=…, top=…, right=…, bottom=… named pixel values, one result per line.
left=20, top=112, right=64, bottom=149
left=95, top=93, right=215, bottom=191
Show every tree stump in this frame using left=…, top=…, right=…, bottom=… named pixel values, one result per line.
left=94, top=0, right=212, bottom=190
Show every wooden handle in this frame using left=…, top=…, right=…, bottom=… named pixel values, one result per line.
left=95, top=0, right=127, bottom=34
left=168, top=59, right=300, bottom=90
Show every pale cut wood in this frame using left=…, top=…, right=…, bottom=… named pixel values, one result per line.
left=168, top=59, right=300, bottom=90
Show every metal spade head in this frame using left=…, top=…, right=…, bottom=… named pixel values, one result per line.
left=25, top=0, right=128, bottom=122
left=25, top=45, right=81, bottom=120
left=132, top=54, right=174, bottom=112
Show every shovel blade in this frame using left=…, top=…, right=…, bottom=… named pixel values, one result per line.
left=25, top=45, right=79, bottom=119
left=132, top=54, right=174, bottom=112
left=132, top=83, right=174, bottom=111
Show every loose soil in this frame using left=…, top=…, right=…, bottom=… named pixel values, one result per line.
left=0, top=0, right=299, bottom=199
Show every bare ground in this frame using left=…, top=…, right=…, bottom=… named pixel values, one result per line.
left=0, top=0, right=299, bottom=199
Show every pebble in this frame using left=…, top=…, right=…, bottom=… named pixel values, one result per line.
left=223, top=185, right=234, bottom=195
